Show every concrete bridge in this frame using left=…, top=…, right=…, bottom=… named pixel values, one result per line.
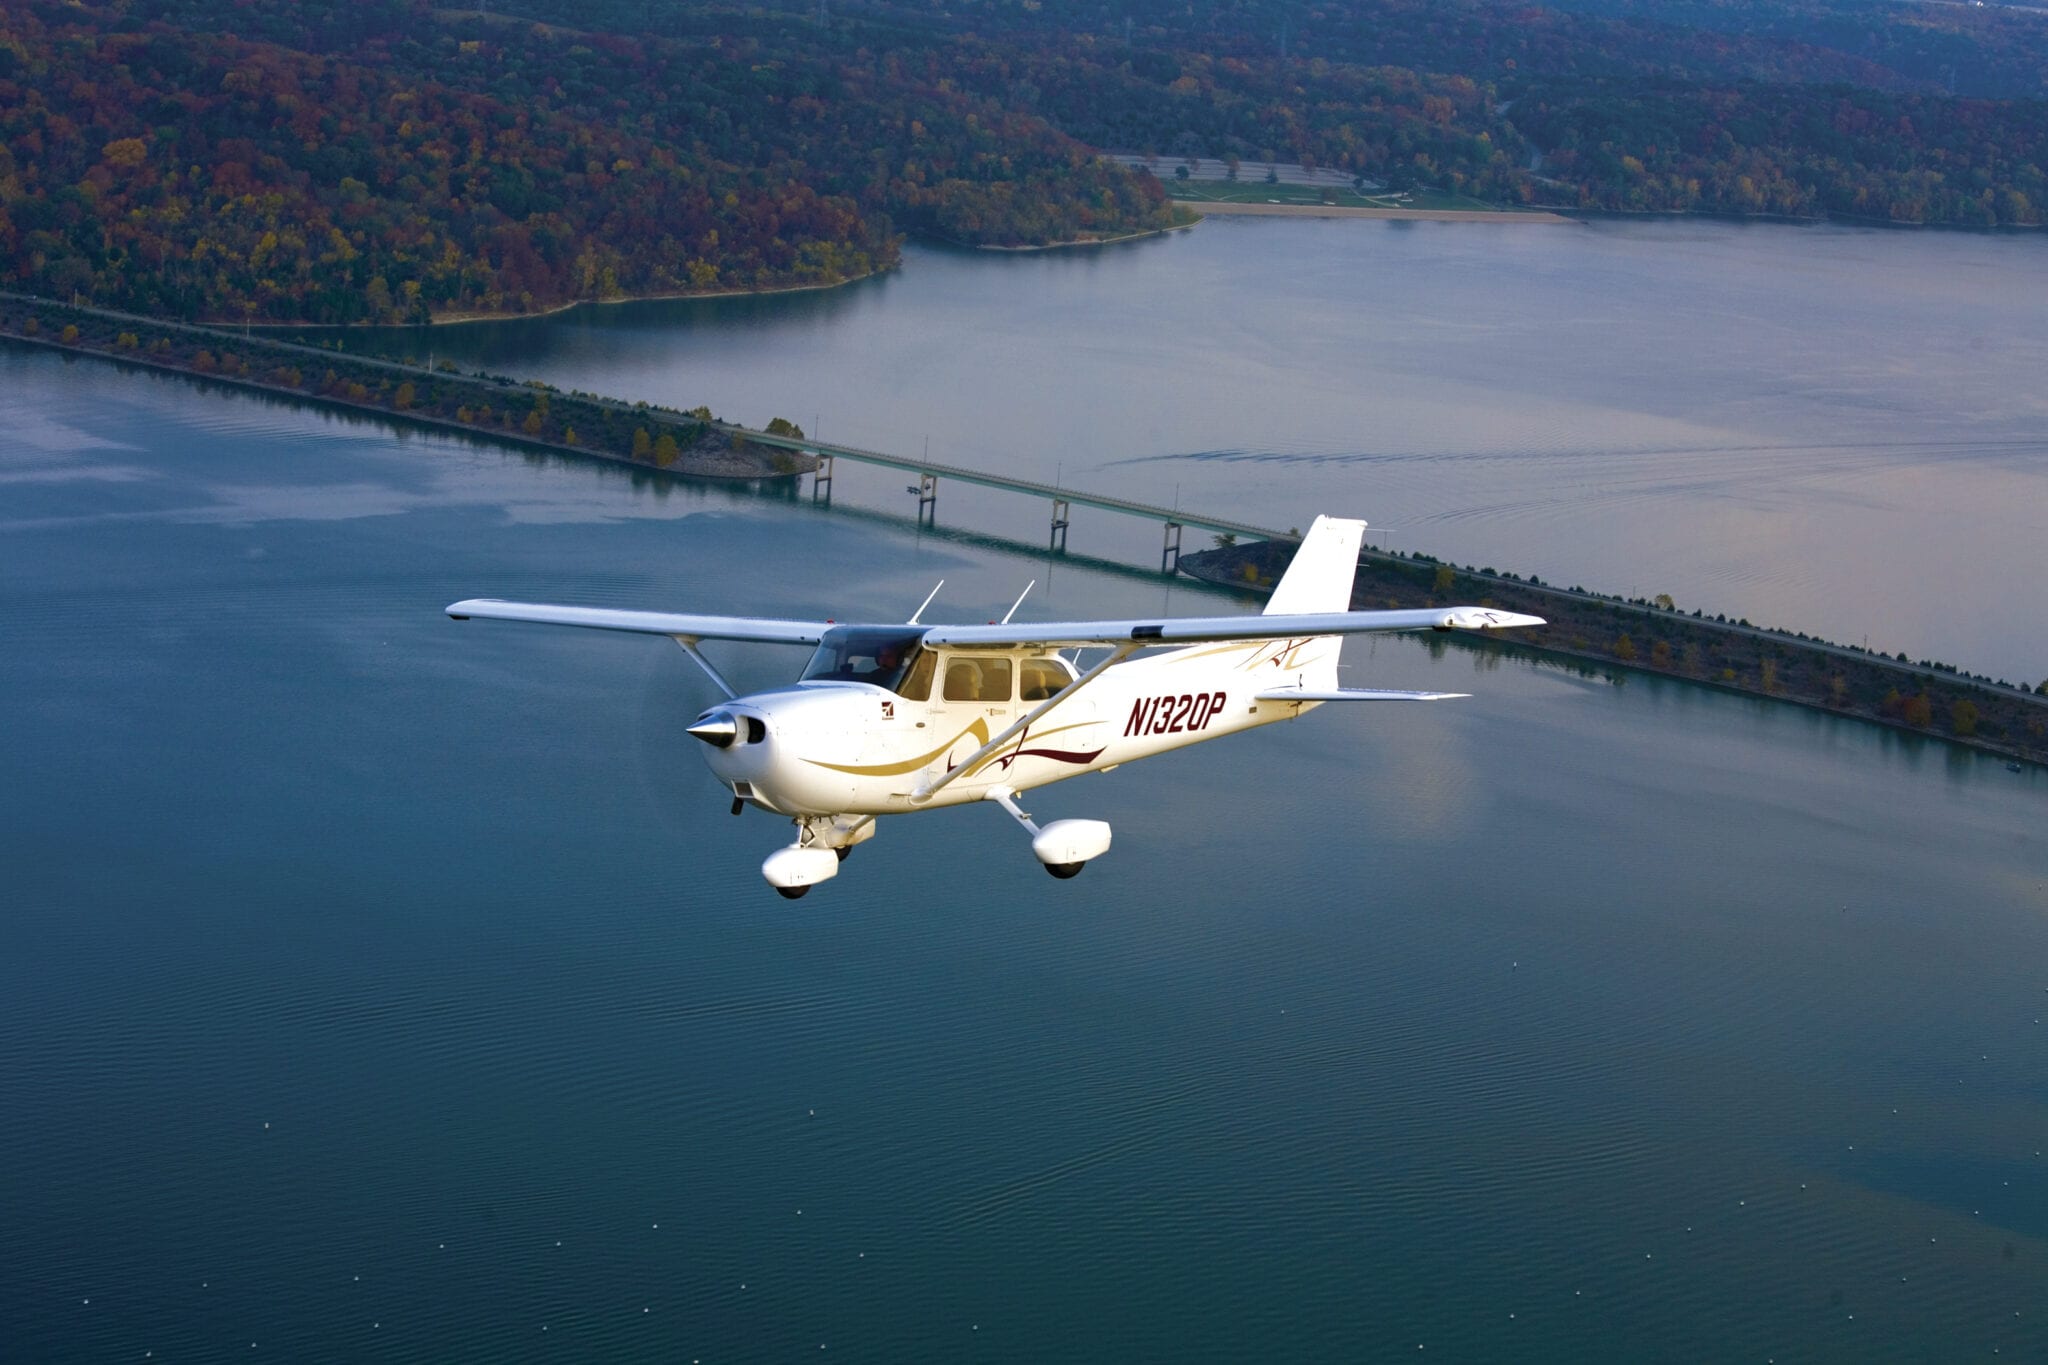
left=725, top=427, right=1291, bottom=571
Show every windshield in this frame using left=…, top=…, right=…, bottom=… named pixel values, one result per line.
left=800, top=626, right=928, bottom=691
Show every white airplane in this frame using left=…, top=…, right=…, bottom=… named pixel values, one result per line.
left=447, top=516, right=1542, bottom=897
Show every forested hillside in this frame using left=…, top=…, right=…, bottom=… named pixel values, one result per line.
left=502, top=0, right=2048, bottom=223
left=2, top=0, right=2043, bottom=326
left=0, top=0, right=1177, bottom=322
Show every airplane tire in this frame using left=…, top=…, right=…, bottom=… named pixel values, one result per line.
left=1044, top=862, right=1084, bottom=880
left=835, top=846, right=851, bottom=862
left=775, top=884, right=811, bottom=900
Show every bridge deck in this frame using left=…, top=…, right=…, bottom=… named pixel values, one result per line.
left=732, top=429, right=1291, bottom=544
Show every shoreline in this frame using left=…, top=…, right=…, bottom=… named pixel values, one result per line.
left=0, top=295, right=811, bottom=482
left=970, top=216, right=1203, bottom=253
left=233, top=266, right=899, bottom=331
left=1175, top=200, right=1574, bottom=224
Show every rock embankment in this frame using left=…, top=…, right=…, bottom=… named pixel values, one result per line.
left=1181, top=541, right=2048, bottom=767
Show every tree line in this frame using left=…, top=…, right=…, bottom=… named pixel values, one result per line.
left=5, top=0, right=2044, bottom=330
left=0, top=0, right=1179, bottom=323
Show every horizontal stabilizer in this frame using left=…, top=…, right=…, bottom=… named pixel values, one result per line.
left=1257, top=687, right=1470, bottom=702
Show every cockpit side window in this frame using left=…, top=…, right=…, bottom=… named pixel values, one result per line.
left=896, top=649, right=935, bottom=701
left=800, top=626, right=928, bottom=691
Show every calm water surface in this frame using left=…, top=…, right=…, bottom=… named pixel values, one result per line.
left=4, top=275, right=2046, bottom=1360
left=334, top=217, right=2048, bottom=687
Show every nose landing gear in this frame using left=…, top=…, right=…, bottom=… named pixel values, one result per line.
left=759, top=815, right=875, bottom=897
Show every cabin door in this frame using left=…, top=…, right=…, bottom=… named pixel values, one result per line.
left=932, top=653, right=1015, bottom=778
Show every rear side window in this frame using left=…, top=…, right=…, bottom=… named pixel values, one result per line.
left=1019, top=657, right=1074, bottom=701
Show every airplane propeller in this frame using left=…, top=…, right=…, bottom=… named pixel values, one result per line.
left=686, top=710, right=739, bottom=748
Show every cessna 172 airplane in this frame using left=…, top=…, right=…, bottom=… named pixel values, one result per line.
left=447, top=516, right=1543, bottom=897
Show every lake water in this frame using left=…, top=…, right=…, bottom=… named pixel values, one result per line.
left=333, top=217, right=2048, bottom=688
left=4, top=218, right=2047, bottom=1364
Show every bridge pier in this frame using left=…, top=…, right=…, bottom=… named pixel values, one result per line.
left=1161, top=520, right=1183, bottom=574
left=811, top=450, right=834, bottom=503
left=1050, top=498, right=1070, bottom=553
left=910, top=471, right=938, bottom=525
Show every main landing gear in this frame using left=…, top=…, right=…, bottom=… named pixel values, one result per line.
left=985, top=787, right=1112, bottom=880
left=755, top=794, right=1110, bottom=898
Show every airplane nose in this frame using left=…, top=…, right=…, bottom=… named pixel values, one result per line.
left=687, top=710, right=739, bottom=748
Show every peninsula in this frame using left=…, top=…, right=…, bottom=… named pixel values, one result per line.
left=0, top=294, right=812, bottom=482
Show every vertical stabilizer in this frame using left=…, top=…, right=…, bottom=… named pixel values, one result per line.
left=1262, top=516, right=1365, bottom=616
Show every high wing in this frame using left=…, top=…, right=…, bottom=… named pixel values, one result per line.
left=445, top=599, right=827, bottom=644
left=921, top=605, right=1544, bottom=650
left=445, top=599, right=1544, bottom=650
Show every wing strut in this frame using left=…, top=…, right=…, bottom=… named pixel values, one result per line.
left=674, top=638, right=738, bottom=699
left=910, top=643, right=1140, bottom=804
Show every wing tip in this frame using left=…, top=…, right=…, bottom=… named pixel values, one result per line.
left=1445, top=607, right=1547, bottom=631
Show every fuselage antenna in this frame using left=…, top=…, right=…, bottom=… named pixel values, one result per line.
left=908, top=580, right=945, bottom=625
left=1001, top=580, right=1037, bottom=625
